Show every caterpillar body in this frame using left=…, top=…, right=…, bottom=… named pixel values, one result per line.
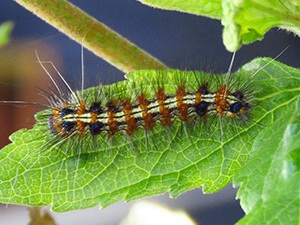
left=49, top=84, right=250, bottom=138
left=0, top=64, right=256, bottom=162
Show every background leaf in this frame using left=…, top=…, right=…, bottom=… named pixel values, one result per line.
left=0, top=21, right=13, bottom=47
left=222, top=0, right=300, bottom=51
left=136, top=0, right=300, bottom=51
left=0, top=58, right=299, bottom=213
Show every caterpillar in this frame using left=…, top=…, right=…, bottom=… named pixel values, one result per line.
left=5, top=53, right=294, bottom=212
left=49, top=81, right=250, bottom=138
left=33, top=64, right=254, bottom=157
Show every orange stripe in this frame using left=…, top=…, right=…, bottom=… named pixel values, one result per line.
left=156, top=88, right=172, bottom=126
left=215, top=86, right=229, bottom=117
left=77, top=101, right=86, bottom=136
left=195, top=91, right=202, bottom=104
left=122, top=99, right=137, bottom=135
left=137, top=93, right=155, bottom=130
left=176, top=85, right=188, bottom=121
left=53, top=108, right=63, bottom=136
left=106, top=100, right=119, bottom=136
left=90, top=112, right=98, bottom=123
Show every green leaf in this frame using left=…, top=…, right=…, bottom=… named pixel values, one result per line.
left=0, top=21, right=13, bottom=47
left=222, top=0, right=300, bottom=51
left=0, top=58, right=299, bottom=213
left=136, top=0, right=300, bottom=51
left=234, top=66, right=300, bottom=223
left=136, top=0, right=222, bottom=19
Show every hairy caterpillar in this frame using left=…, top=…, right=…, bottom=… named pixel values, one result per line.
left=2, top=51, right=297, bottom=213
left=32, top=60, right=254, bottom=157
left=49, top=78, right=250, bottom=138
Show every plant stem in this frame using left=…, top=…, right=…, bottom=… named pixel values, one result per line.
left=28, top=207, right=56, bottom=225
left=13, top=0, right=168, bottom=73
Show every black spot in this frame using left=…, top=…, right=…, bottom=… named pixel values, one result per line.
left=89, top=122, right=104, bottom=135
left=229, top=102, right=243, bottom=113
left=198, top=85, right=210, bottom=94
left=106, top=101, right=118, bottom=113
left=195, top=101, right=209, bottom=117
left=61, top=108, right=75, bottom=116
left=62, top=121, right=76, bottom=131
left=89, top=102, right=103, bottom=114
left=232, top=91, right=244, bottom=100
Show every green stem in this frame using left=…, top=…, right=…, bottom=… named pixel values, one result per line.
left=13, top=0, right=168, bottom=73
